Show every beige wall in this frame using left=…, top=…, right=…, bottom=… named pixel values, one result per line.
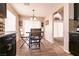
left=44, top=4, right=64, bottom=43
left=7, top=4, right=20, bottom=42
left=44, top=13, right=53, bottom=43
left=69, top=3, right=74, bottom=19
left=44, top=3, right=69, bottom=52
left=63, top=4, right=69, bottom=52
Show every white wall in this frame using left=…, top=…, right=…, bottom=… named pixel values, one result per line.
left=69, top=3, right=74, bottom=19
left=63, top=4, right=69, bottom=52
left=44, top=4, right=64, bottom=43
left=54, top=22, right=63, bottom=37
left=44, top=14, right=53, bottom=43
left=5, top=10, right=16, bottom=32
left=23, top=20, right=41, bottom=36
left=44, top=3, right=69, bottom=52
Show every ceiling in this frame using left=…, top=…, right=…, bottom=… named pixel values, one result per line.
left=10, top=3, right=61, bottom=18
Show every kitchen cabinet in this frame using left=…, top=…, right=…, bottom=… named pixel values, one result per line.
left=69, top=32, right=79, bottom=55
left=74, top=3, right=79, bottom=20
left=0, top=3, right=6, bottom=18
left=0, top=33, right=16, bottom=56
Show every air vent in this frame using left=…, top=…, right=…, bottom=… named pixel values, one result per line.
left=24, top=3, right=30, bottom=6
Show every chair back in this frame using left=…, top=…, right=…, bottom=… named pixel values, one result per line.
left=31, top=29, right=41, bottom=37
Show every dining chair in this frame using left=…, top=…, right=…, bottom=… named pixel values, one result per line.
left=29, top=29, right=42, bottom=49
left=19, top=32, right=29, bottom=48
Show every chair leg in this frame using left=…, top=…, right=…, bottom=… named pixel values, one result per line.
left=29, top=44, right=30, bottom=48
left=29, top=40, right=32, bottom=49
left=39, top=41, right=40, bottom=48
left=20, top=42, right=25, bottom=48
left=29, top=39, right=41, bottom=49
left=29, top=42, right=31, bottom=48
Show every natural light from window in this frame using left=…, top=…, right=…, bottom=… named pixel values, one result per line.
left=23, top=20, right=41, bottom=36
left=5, top=10, right=16, bottom=32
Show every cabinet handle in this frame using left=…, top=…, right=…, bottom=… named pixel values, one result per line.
left=72, top=35, right=79, bottom=36
left=7, top=44, right=12, bottom=51
left=6, top=37, right=13, bottom=40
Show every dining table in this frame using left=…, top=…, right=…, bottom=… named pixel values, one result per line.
left=20, top=31, right=44, bottom=48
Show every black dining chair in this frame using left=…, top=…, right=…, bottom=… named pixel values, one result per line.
left=19, top=31, right=30, bottom=48
left=29, top=29, right=42, bottom=49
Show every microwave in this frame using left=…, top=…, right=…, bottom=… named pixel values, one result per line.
left=76, top=28, right=79, bottom=32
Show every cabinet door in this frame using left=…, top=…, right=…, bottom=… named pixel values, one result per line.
left=74, top=3, right=79, bottom=20
left=69, top=34, right=79, bottom=56
left=74, top=39, right=79, bottom=55
left=0, top=3, right=6, bottom=18
left=69, top=40, right=76, bottom=52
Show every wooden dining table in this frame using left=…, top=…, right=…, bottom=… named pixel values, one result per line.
left=20, top=31, right=44, bottom=48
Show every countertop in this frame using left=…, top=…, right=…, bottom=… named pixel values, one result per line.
left=69, top=31, right=79, bottom=33
left=0, top=32, right=16, bottom=37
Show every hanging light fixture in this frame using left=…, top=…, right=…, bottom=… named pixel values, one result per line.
left=30, top=9, right=37, bottom=20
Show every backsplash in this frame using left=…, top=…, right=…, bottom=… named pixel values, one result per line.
left=0, top=18, right=5, bottom=34
left=69, top=19, right=78, bottom=32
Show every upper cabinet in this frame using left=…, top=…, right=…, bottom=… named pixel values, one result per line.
left=0, top=3, right=6, bottom=18
left=74, top=3, right=79, bottom=20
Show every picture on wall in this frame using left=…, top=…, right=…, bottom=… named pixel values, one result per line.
left=45, top=20, right=49, bottom=25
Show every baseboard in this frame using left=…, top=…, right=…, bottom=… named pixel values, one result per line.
left=59, top=46, right=70, bottom=54
left=64, top=49, right=70, bottom=54
left=44, top=39, right=54, bottom=44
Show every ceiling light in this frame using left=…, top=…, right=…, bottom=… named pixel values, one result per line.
left=31, top=9, right=37, bottom=20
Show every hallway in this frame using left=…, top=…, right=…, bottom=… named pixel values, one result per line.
left=54, top=37, right=64, bottom=47
left=16, top=39, right=72, bottom=56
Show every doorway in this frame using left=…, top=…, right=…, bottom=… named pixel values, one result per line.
left=54, top=21, right=64, bottom=47
left=53, top=7, right=64, bottom=47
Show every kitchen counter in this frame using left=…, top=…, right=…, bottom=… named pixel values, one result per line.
left=0, top=32, right=16, bottom=37
left=0, top=32, right=16, bottom=56
left=69, top=31, right=79, bottom=34
left=69, top=31, right=79, bottom=56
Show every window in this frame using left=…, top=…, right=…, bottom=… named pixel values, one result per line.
left=5, top=10, right=16, bottom=32
left=23, top=20, right=41, bottom=36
